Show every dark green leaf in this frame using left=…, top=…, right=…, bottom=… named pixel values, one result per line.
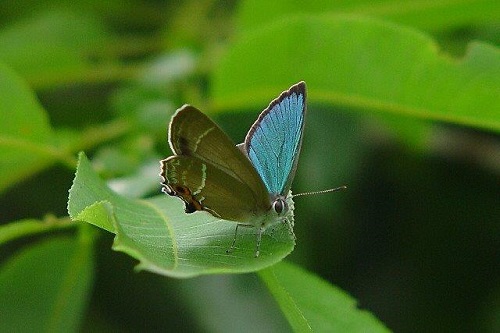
left=259, top=261, right=391, bottom=332
left=0, top=235, right=94, bottom=332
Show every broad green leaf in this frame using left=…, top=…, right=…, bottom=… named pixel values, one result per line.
left=212, top=15, right=500, bottom=133
left=0, top=63, right=51, bottom=142
left=259, top=261, right=390, bottom=332
left=0, top=235, right=94, bottom=332
left=0, top=63, right=64, bottom=193
left=68, top=152, right=295, bottom=278
left=237, top=0, right=500, bottom=33
left=0, top=61, right=130, bottom=193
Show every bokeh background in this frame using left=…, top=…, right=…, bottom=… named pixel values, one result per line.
left=0, top=1, right=499, bottom=332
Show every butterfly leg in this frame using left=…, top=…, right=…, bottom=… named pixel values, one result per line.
left=255, top=226, right=265, bottom=258
left=226, top=224, right=253, bottom=254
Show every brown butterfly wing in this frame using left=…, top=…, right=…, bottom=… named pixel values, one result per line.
left=162, top=155, right=267, bottom=222
left=161, top=105, right=270, bottom=222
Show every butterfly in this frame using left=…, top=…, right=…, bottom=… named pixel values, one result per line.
left=160, top=82, right=306, bottom=257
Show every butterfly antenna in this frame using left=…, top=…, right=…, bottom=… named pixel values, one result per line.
left=293, top=185, right=347, bottom=197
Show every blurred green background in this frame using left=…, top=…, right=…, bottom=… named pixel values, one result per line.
left=0, top=1, right=499, bottom=332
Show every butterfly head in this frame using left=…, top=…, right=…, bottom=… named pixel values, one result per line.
left=265, top=191, right=294, bottom=225
left=263, top=192, right=296, bottom=243
left=271, top=195, right=288, bottom=215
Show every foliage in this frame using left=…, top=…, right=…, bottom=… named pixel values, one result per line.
left=0, top=1, right=498, bottom=332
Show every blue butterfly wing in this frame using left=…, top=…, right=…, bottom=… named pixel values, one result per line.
left=243, top=81, right=306, bottom=196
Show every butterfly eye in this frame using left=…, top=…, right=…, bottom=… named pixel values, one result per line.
left=272, top=198, right=287, bottom=215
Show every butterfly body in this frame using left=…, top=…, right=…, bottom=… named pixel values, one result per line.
left=160, top=81, right=306, bottom=256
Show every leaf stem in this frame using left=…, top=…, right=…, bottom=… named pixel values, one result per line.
left=0, top=136, right=78, bottom=169
left=27, top=64, right=146, bottom=90
left=70, top=118, right=133, bottom=153
left=0, top=216, right=77, bottom=246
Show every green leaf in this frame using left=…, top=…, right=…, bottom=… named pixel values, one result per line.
left=0, top=61, right=132, bottom=193
left=0, top=62, right=71, bottom=193
left=68, top=152, right=295, bottom=278
left=259, top=261, right=390, bottom=332
left=0, top=62, right=52, bottom=142
left=212, top=15, right=500, bottom=133
left=237, top=0, right=500, bottom=33
left=0, top=234, right=94, bottom=332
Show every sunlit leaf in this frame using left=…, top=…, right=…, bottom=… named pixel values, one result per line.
left=0, top=63, right=63, bottom=193
left=212, top=15, right=500, bottom=133
left=237, top=0, right=499, bottom=33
